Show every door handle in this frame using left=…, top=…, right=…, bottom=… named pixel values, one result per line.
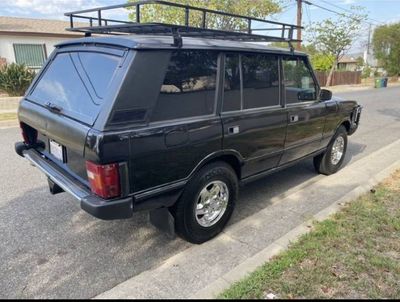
left=228, top=126, right=240, bottom=135
left=290, top=115, right=299, bottom=123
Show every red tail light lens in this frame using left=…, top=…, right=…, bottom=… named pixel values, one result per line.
left=86, top=161, right=121, bottom=199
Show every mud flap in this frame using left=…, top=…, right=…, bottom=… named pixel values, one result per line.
left=149, top=208, right=176, bottom=239
left=48, top=177, right=64, bottom=195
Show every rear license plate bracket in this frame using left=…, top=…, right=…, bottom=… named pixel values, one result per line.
left=49, top=140, right=65, bottom=163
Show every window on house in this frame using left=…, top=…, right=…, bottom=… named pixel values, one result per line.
left=13, top=44, right=46, bottom=69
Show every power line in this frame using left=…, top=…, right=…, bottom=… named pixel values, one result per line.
left=303, top=0, right=382, bottom=26
left=318, top=0, right=384, bottom=25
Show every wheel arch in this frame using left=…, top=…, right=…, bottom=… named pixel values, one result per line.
left=189, top=150, right=244, bottom=181
left=340, top=119, right=352, bottom=133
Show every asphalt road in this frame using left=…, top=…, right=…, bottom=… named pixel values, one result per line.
left=1, top=86, right=400, bottom=298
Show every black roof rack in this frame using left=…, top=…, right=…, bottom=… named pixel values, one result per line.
left=65, top=0, right=302, bottom=50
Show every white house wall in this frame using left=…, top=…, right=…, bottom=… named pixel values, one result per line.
left=0, top=35, right=73, bottom=64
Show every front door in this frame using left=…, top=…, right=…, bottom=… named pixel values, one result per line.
left=280, top=56, right=327, bottom=164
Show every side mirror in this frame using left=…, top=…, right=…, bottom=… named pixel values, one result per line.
left=320, top=89, right=333, bottom=101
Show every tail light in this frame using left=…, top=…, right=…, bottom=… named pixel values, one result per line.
left=20, top=122, right=38, bottom=145
left=86, top=161, right=121, bottom=199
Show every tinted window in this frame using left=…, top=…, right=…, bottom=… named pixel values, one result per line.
left=283, top=57, right=317, bottom=104
left=242, top=54, right=280, bottom=109
left=78, top=52, right=120, bottom=99
left=151, top=50, right=218, bottom=122
left=30, top=52, right=119, bottom=125
left=223, top=54, right=241, bottom=112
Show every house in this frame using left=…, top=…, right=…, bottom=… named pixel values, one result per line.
left=0, top=16, right=84, bottom=70
left=337, top=55, right=361, bottom=72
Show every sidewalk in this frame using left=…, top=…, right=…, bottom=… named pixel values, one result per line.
left=95, top=139, right=400, bottom=299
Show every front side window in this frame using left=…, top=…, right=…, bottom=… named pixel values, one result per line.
left=283, top=57, right=317, bottom=104
left=151, top=50, right=218, bottom=122
left=242, top=54, right=280, bottom=109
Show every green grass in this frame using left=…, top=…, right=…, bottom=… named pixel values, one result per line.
left=220, top=170, right=400, bottom=299
left=0, top=112, right=17, bottom=121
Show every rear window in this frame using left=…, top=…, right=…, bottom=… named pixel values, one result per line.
left=29, top=51, right=120, bottom=125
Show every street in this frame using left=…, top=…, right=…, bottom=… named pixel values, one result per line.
left=1, top=86, right=400, bottom=299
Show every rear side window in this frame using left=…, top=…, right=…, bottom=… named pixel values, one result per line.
left=242, top=54, right=280, bottom=109
left=30, top=52, right=120, bottom=125
left=151, top=50, right=218, bottom=122
left=283, top=57, right=317, bottom=104
left=223, top=54, right=241, bottom=112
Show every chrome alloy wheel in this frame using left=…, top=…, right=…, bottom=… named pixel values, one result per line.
left=195, top=181, right=229, bottom=228
left=331, top=136, right=345, bottom=165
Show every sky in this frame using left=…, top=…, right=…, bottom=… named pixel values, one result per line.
left=1, top=0, right=399, bottom=53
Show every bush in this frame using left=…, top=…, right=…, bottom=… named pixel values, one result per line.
left=0, top=63, right=36, bottom=97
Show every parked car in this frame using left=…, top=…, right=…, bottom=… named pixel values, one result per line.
left=14, top=5, right=362, bottom=244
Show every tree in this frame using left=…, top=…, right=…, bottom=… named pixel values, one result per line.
left=128, top=0, right=285, bottom=31
left=311, top=53, right=334, bottom=72
left=373, top=23, right=400, bottom=76
left=307, top=10, right=364, bottom=86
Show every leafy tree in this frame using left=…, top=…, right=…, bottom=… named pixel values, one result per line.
left=373, top=23, right=400, bottom=76
left=361, top=65, right=372, bottom=79
left=307, top=9, right=365, bottom=86
left=270, top=42, right=333, bottom=71
left=356, top=56, right=364, bottom=68
left=128, top=0, right=285, bottom=31
left=311, top=53, right=334, bottom=71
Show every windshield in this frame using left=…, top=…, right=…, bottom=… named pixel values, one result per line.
left=29, top=51, right=121, bottom=125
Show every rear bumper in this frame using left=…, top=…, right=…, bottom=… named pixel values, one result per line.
left=16, top=143, right=133, bottom=220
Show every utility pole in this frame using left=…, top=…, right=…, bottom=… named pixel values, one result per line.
left=367, top=23, right=372, bottom=54
left=297, top=0, right=302, bottom=50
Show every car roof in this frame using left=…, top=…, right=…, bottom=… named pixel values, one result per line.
left=56, top=34, right=307, bottom=56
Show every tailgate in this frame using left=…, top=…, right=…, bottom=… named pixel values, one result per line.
left=19, top=100, right=90, bottom=184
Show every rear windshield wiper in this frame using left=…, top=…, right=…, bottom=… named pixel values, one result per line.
left=45, top=102, right=63, bottom=114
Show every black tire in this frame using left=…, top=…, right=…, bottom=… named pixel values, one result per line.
left=172, top=161, right=238, bottom=244
left=314, top=125, right=348, bottom=175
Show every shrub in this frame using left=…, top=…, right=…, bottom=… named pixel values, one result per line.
left=0, top=63, right=36, bottom=97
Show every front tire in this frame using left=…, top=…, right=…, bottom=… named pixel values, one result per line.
left=314, top=125, right=348, bottom=175
left=172, top=162, right=238, bottom=244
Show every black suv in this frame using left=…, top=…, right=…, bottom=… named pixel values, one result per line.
left=15, top=2, right=361, bottom=243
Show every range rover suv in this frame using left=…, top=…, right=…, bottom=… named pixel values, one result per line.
left=15, top=4, right=361, bottom=244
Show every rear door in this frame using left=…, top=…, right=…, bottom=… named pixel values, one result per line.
left=221, top=53, right=287, bottom=178
left=279, top=56, right=326, bottom=164
left=19, top=46, right=126, bottom=182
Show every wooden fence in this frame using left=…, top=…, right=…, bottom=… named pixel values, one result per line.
left=315, top=71, right=362, bottom=87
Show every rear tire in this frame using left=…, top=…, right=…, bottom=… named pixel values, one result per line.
left=314, top=125, right=348, bottom=175
left=172, top=162, right=238, bottom=244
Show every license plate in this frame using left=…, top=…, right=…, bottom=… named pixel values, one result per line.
left=49, top=140, right=64, bottom=162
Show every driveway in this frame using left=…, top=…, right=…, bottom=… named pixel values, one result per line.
left=1, top=86, right=400, bottom=298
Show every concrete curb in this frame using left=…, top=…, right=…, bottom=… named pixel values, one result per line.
left=191, top=159, right=400, bottom=299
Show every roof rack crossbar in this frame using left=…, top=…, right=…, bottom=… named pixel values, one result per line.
left=65, top=0, right=302, bottom=46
